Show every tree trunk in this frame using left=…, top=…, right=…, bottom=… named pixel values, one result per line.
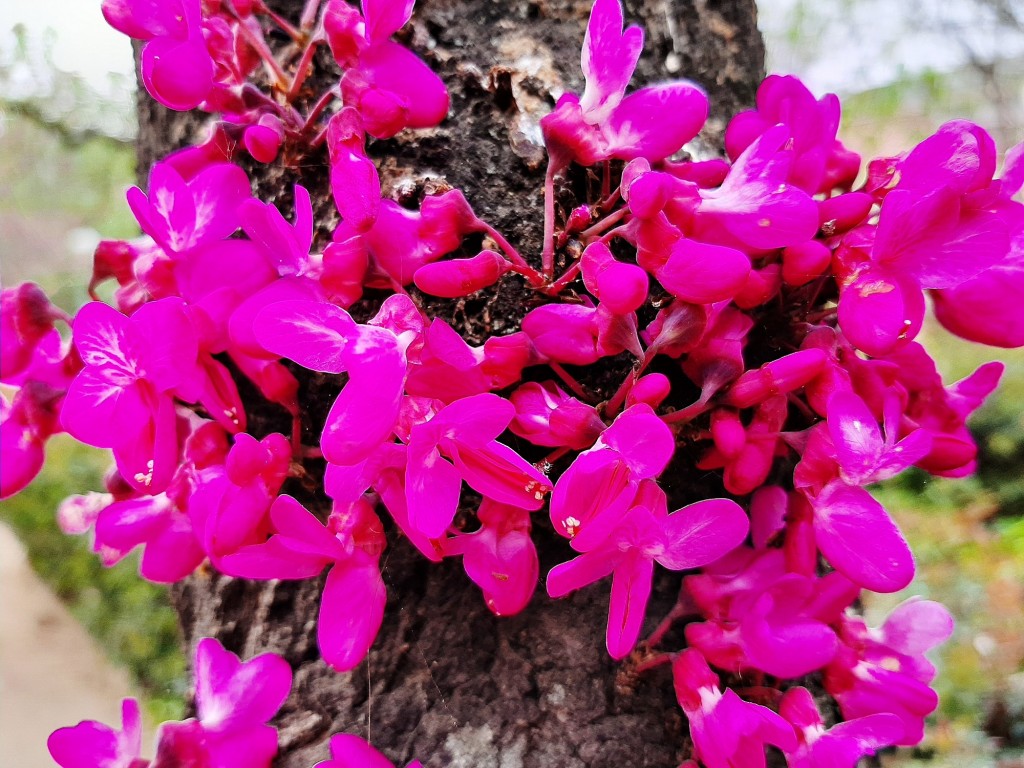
left=140, top=1, right=765, bottom=765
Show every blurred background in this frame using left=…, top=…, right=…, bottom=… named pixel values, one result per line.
left=1, top=0, right=1023, bottom=765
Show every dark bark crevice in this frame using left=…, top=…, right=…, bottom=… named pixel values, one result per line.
left=145, top=0, right=766, bottom=764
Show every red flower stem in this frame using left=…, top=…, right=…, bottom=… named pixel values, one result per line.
left=541, top=446, right=571, bottom=466
left=579, top=206, right=629, bottom=241
left=603, top=370, right=637, bottom=418
left=480, top=223, right=530, bottom=270
left=633, top=653, right=673, bottom=675
left=661, top=400, right=709, bottom=425
left=646, top=590, right=699, bottom=648
left=287, top=38, right=324, bottom=102
left=231, top=11, right=291, bottom=90
left=301, top=87, right=337, bottom=132
left=507, top=262, right=548, bottom=287
left=258, top=2, right=305, bottom=42
left=299, top=0, right=324, bottom=30
left=542, top=160, right=558, bottom=279
left=549, top=362, right=589, bottom=401
left=595, top=186, right=621, bottom=213
left=544, top=261, right=582, bottom=295
left=596, top=224, right=629, bottom=245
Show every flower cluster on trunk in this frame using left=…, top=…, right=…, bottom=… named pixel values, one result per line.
left=3, top=0, right=1022, bottom=765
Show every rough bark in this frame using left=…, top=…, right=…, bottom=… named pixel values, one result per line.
left=139, top=1, right=766, bottom=765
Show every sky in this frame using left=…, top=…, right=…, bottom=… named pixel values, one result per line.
left=3, top=0, right=1022, bottom=110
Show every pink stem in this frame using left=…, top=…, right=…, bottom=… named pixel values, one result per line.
left=299, top=0, right=324, bottom=30
left=542, top=160, right=558, bottom=278
left=544, top=261, right=582, bottom=295
left=549, top=362, right=590, bottom=401
left=633, top=653, right=673, bottom=675
left=603, top=369, right=637, bottom=418
left=579, top=206, right=629, bottom=241
left=601, top=159, right=611, bottom=200
left=301, top=85, right=337, bottom=132
left=232, top=13, right=290, bottom=89
left=259, top=3, right=305, bottom=42
left=646, top=590, right=700, bottom=648
left=287, top=38, right=324, bottom=102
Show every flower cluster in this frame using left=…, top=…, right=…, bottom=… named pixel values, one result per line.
left=7, top=0, right=1023, bottom=764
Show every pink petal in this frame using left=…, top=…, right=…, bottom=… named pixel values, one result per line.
left=838, top=268, right=925, bottom=357
left=599, top=404, right=676, bottom=478
left=579, top=0, right=643, bottom=123
left=325, top=734, right=397, bottom=768
left=253, top=299, right=357, bottom=373
left=447, top=441, right=550, bottom=510
left=880, top=599, right=954, bottom=655
left=812, top=482, right=914, bottom=593
left=321, top=325, right=405, bottom=465
left=413, top=251, right=511, bottom=298
left=141, top=35, right=214, bottom=111
left=362, top=0, right=415, bottom=42
left=351, top=41, right=449, bottom=137
left=194, top=637, right=292, bottom=732
left=828, top=391, right=884, bottom=485
left=604, top=82, right=709, bottom=162
left=657, top=238, right=751, bottom=304
left=405, top=440, right=462, bottom=538
left=319, top=562, right=386, bottom=671
left=546, top=548, right=619, bottom=598
left=606, top=550, right=653, bottom=659
left=657, top=498, right=749, bottom=570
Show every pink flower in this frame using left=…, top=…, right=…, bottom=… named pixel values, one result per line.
left=152, top=637, right=293, bottom=767
left=48, top=698, right=145, bottom=768
left=540, top=0, right=707, bottom=168
left=444, top=499, right=539, bottom=616
left=673, top=649, right=797, bottom=768
left=825, top=599, right=954, bottom=746
left=549, top=404, right=675, bottom=551
left=549, top=482, right=748, bottom=658
left=324, top=0, right=449, bottom=138
left=221, top=495, right=387, bottom=671
left=62, top=299, right=199, bottom=494
left=405, top=393, right=551, bottom=539
left=103, top=0, right=215, bottom=110
left=780, top=686, right=903, bottom=767
left=315, top=734, right=423, bottom=768
left=253, top=297, right=415, bottom=465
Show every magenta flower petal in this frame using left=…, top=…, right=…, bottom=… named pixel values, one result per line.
left=351, top=41, right=449, bottom=136
left=657, top=238, right=751, bottom=304
left=321, top=325, right=406, bottom=465
left=254, top=299, right=358, bottom=374
left=598, top=404, right=676, bottom=478
left=606, top=550, right=653, bottom=659
left=194, top=637, right=292, bottom=733
left=141, top=35, right=214, bottom=111
left=406, top=438, right=463, bottom=538
left=413, top=250, right=511, bottom=298
left=547, top=548, right=619, bottom=598
left=48, top=697, right=143, bottom=768
left=319, top=562, right=387, bottom=671
left=362, top=0, right=415, bottom=41
left=605, top=82, right=709, bottom=161
left=812, top=482, right=914, bottom=593
left=320, top=734, right=397, bottom=768
left=657, top=498, right=749, bottom=570
left=579, top=0, right=644, bottom=123
left=448, top=440, right=550, bottom=510
left=880, top=599, right=954, bottom=655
